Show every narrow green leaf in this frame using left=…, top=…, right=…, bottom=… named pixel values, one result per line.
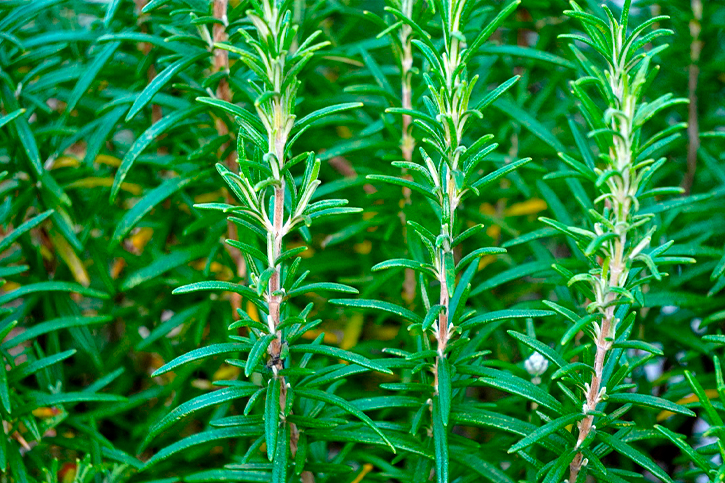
left=290, top=344, right=392, bottom=375
left=684, top=371, right=723, bottom=427
left=508, top=331, right=567, bottom=369
left=142, top=386, right=258, bottom=450
left=606, top=392, right=695, bottom=417
left=509, top=413, right=583, bottom=453
left=111, top=170, right=210, bottom=245
left=246, top=334, right=276, bottom=377
left=143, top=427, right=263, bottom=469
left=479, top=45, right=574, bottom=69
left=2, top=316, right=111, bottom=349
left=295, top=102, right=363, bottom=132
left=611, top=340, right=664, bottom=356
left=367, top=174, right=437, bottom=200
left=493, top=98, right=565, bottom=152
left=479, top=371, right=564, bottom=414
left=20, top=392, right=126, bottom=415
left=0, top=362, right=10, bottom=413
left=152, top=343, right=251, bottom=377
left=461, top=309, right=554, bottom=330
left=330, top=298, right=423, bottom=324
left=126, top=53, right=208, bottom=121
left=294, top=388, right=395, bottom=453
left=437, top=358, right=452, bottom=426
left=597, top=432, right=674, bottom=483
left=110, top=106, right=206, bottom=202
left=266, top=377, right=281, bottom=461
left=121, top=245, right=210, bottom=290
left=655, top=425, right=712, bottom=472
left=65, top=42, right=119, bottom=116
left=0, top=210, right=53, bottom=253
left=0, top=282, right=108, bottom=305
left=287, top=283, right=359, bottom=298
left=0, top=109, right=24, bottom=130
left=432, top=396, right=449, bottom=483
left=8, top=350, right=76, bottom=383
left=271, top=423, right=288, bottom=483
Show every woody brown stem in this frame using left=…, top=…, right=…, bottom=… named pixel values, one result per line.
left=570, top=233, right=627, bottom=480
left=134, top=1, right=162, bottom=124
left=570, top=36, right=635, bottom=476
left=569, top=307, right=613, bottom=481
left=399, top=0, right=416, bottom=304
left=213, top=0, right=246, bottom=316
left=683, top=0, right=702, bottom=194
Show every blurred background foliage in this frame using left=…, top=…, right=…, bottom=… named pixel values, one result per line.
left=0, top=0, right=723, bottom=481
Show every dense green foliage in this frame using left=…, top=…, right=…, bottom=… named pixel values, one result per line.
left=1, top=0, right=724, bottom=482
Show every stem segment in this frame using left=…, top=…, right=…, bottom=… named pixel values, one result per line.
left=683, top=0, right=702, bottom=194
left=213, top=0, right=246, bottom=316
left=569, top=26, right=635, bottom=481
left=399, top=0, right=416, bottom=304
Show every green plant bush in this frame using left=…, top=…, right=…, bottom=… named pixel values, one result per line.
left=0, top=0, right=724, bottom=482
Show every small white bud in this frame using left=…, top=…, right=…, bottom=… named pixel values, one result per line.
left=525, top=352, right=549, bottom=378
left=662, top=305, right=679, bottom=315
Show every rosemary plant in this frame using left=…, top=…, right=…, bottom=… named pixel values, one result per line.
left=335, top=1, right=550, bottom=481
left=139, top=0, right=395, bottom=480
left=500, top=2, right=696, bottom=481
left=3, top=0, right=725, bottom=481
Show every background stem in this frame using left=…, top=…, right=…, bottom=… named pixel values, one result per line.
left=213, top=0, right=247, bottom=318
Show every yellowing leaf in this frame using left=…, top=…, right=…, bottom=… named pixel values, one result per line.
left=486, top=225, right=501, bottom=240
left=213, top=364, right=241, bottom=381
left=354, top=240, right=372, bottom=255
left=32, top=407, right=61, bottom=418
left=95, top=154, right=122, bottom=167
left=66, top=177, right=142, bottom=195
left=657, top=389, right=719, bottom=421
left=246, top=300, right=260, bottom=323
left=51, top=156, right=80, bottom=169
left=111, top=258, right=126, bottom=279
left=130, top=227, right=154, bottom=253
left=191, top=379, right=213, bottom=390
left=479, top=202, right=496, bottom=215
left=190, top=260, right=233, bottom=280
left=302, top=329, right=339, bottom=344
left=505, top=198, right=547, bottom=216
left=351, top=463, right=374, bottom=483
left=2, top=281, right=20, bottom=292
left=49, top=230, right=90, bottom=287
left=194, top=189, right=226, bottom=203
left=478, top=255, right=498, bottom=271
left=341, top=313, right=364, bottom=350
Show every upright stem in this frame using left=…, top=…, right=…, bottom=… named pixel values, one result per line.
left=434, top=268, right=449, bottom=390
left=267, top=183, right=285, bottom=372
left=399, top=0, right=416, bottom=304
left=434, top=4, right=464, bottom=396
left=400, top=0, right=415, bottom=166
left=213, top=0, right=246, bottom=315
left=683, top=0, right=702, bottom=194
left=213, top=0, right=232, bottom=103
left=134, top=0, right=162, bottom=124
left=569, top=32, right=635, bottom=482
left=254, top=0, right=303, bottom=466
